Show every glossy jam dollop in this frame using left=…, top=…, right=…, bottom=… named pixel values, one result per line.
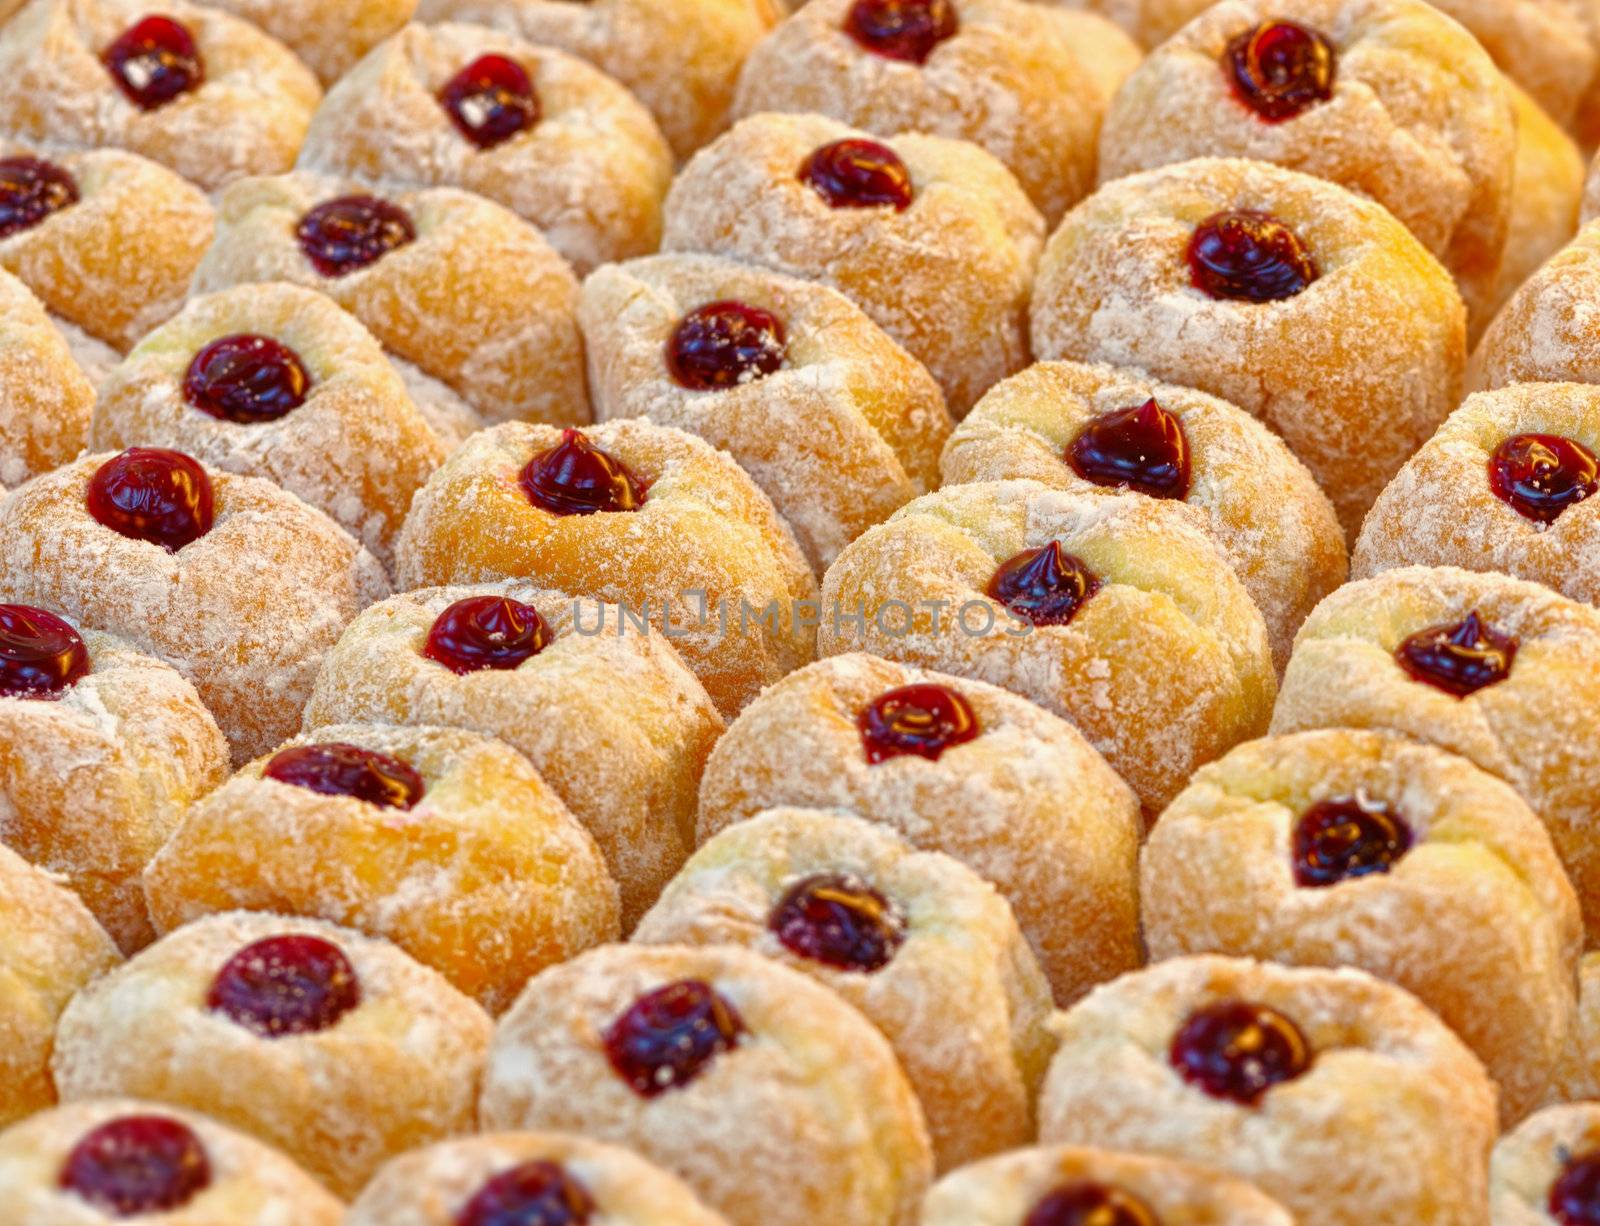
left=0, top=605, right=89, bottom=699
left=263, top=742, right=426, bottom=810
left=1024, top=1182, right=1161, bottom=1226
left=1550, top=1151, right=1600, bottom=1226
left=439, top=54, right=539, bottom=149
left=769, top=873, right=906, bottom=972
left=1169, top=999, right=1312, bottom=1105
left=296, top=195, right=416, bottom=278
left=799, top=138, right=914, bottom=211
left=1225, top=20, right=1337, bottom=122
left=1488, top=433, right=1598, bottom=524
left=1068, top=399, right=1192, bottom=499
left=666, top=300, right=787, bottom=391
left=1292, top=796, right=1412, bottom=887
left=207, top=933, right=362, bottom=1039
left=520, top=429, right=647, bottom=516
left=424, top=594, right=550, bottom=675
left=455, top=1160, right=595, bottom=1226
left=1188, top=210, right=1318, bottom=302
left=604, top=979, right=745, bottom=1098
left=86, top=448, right=214, bottom=552
left=59, top=1115, right=212, bottom=1216
left=843, top=0, right=959, bottom=64
left=103, top=16, right=203, bottom=111
left=1396, top=610, right=1517, bottom=698
left=0, top=156, right=79, bottom=239
left=182, top=334, right=310, bottom=424
left=987, top=541, right=1101, bottom=627
left=858, top=682, right=978, bottom=764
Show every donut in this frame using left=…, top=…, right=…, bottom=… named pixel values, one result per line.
left=1143, top=727, right=1580, bottom=1121
left=941, top=359, right=1345, bottom=670
left=661, top=111, right=1044, bottom=415
left=51, top=911, right=493, bottom=1198
left=0, top=0, right=321, bottom=191
left=1557, top=951, right=1600, bottom=1101
left=0, top=1099, right=342, bottom=1225
left=1037, top=955, right=1497, bottom=1226
left=579, top=252, right=952, bottom=572
left=394, top=418, right=816, bottom=716
left=1036, top=7, right=1143, bottom=105
left=816, top=479, right=1276, bottom=812
left=1272, top=565, right=1600, bottom=946
left=695, top=652, right=1142, bottom=1003
left=0, top=268, right=95, bottom=488
left=144, top=722, right=622, bottom=1013
left=479, top=942, right=934, bottom=1226
left=348, top=1132, right=733, bottom=1226
left=296, top=21, right=672, bottom=275
left=1038, top=0, right=1208, bottom=50
left=1493, top=1103, right=1600, bottom=1226
left=0, top=448, right=390, bottom=761
left=1427, top=0, right=1600, bottom=132
left=1490, top=84, right=1583, bottom=325
left=633, top=807, right=1055, bottom=1169
left=190, top=172, right=585, bottom=443
left=199, top=0, right=415, bottom=84
left=1474, top=222, right=1600, bottom=392
left=0, top=605, right=228, bottom=949
left=1030, top=156, right=1466, bottom=537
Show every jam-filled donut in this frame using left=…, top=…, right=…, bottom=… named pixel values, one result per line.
left=144, top=722, right=621, bottom=1013
left=1038, top=955, right=1497, bottom=1226
left=922, top=1145, right=1294, bottom=1225
left=0, top=0, right=321, bottom=191
left=395, top=418, right=816, bottom=716
left=0, top=1098, right=343, bottom=1225
left=942, top=360, right=1345, bottom=670
left=817, top=479, right=1276, bottom=812
left=1474, top=223, right=1600, bottom=393
left=1353, top=382, right=1600, bottom=606
left=302, top=583, right=723, bottom=928
left=695, top=653, right=1142, bottom=1003
left=191, top=172, right=584, bottom=443
left=1030, top=157, right=1466, bottom=537
left=634, top=807, right=1055, bottom=1169
left=662, top=111, right=1043, bottom=415
left=579, top=253, right=952, bottom=572
left=1273, top=566, right=1600, bottom=946
left=1144, top=728, right=1580, bottom=1121
left=1492, top=1102, right=1600, bottom=1225
left=349, top=1132, right=734, bottom=1226
left=51, top=911, right=493, bottom=1198
left=297, top=21, right=672, bottom=275
left=0, top=606, right=228, bottom=950
left=200, top=0, right=414, bottom=84
left=0, top=448, right=390, bottom=761
left=0, top=269, right=95, bottom=487
left=480, top=942, right=934, bottom=1226
left=1491, top=84, right=1583, bottom=324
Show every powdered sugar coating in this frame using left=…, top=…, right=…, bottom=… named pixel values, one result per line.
left=0, top=268, right=94, bottom=487
left=1489, top=84, right=1582, bottom=327
left=1492, top=1103, right=1600, bottom=1224
left=1474, top=221, right=1600, bottom=392
left=201, top=0, right=415, bottom=84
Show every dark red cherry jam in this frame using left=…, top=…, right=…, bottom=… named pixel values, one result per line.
left=1550, top=1151, right=1600, bottom=1226
left=1396, top=610, right=1516, bottom=698
left=604, top=979, right=745, bottom=1098
left=264, top=742, right=425, bottom=810
left=182, top=334, right=310, bottom=424
left=424, top=594, right=550, bottom=675
left=987, top=541, right=1100, bottom=627
left=843, top=0, right=959, bottom=64
left=102, top=16, right=203, bottom=111
left=1068, top=399, right=1192, bottom=500
left=207, top=934, right=361, bottom=1038
left=769, top=873, right=906, bottom=972
left=59, top=1115, right=211, bottom=1216
left=0, top=605, right=88, bottom=700
left=1292, top=796, right=1411, bottom=887
left=296, top=195, right=416, bottom=278
left=799, top=139, right=913, bottom=211
left=0, top=157, right=78, bottom=239
left=1170, top=999, right=1311, bottom=1105
left=666, top=300, right=787, bottom=391
left=1488, top=433, right=1598, bottom=524
left=520, top=429, right=647, bottom=516
left=86, top=448, right=214, bottom=552
left=1024, top=1182, right=1161, bottom=1226
left=1188, top=210, right=1318, bottom=302
left=456, top=1161, right=595, bottom=1226
left=439, top=54, right=539, bottom=149
left=1225, top=20, right=1336, bottom=122
left=858, top=682, right=978, bottom=764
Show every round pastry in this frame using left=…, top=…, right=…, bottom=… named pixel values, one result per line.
left=0, top=448, right=390, bottom=761
left=1428, top=0, right=1600, bottom=133
left=144, top=722, right=621, bottom=1013
left=51, top=911, right=493, bottom=1198
left=1273, top=565, right=1600, bottom=946
left=190, top=172, right=585, bottom=443
left=942, top=359, right=1346, bottom=670
left=0, top=1099, right=343, bottom=1225
left=1143, top=727, right=1580, bottom=1121
left=1474, top=222, right=1600, bottom=392
left=695, top=652, right=1142, bottom=1003
left=579, top=252, right=953, bottom=572
left=1353, top=382, right=1600, bottom=606
left=1489, top=83, right=1583, bottom=326
left=0, top=145, right=213, bottom=352
left=0, top=605, right=229, bottom=950
left=1492, top=1102, right=1600, bottom=1226
left=1555, top=952, right=1600, bottom=1102
left=89, top=282, right=445, bottom=571
left=921, top=1145, right=1295, bottom=1226
left=661, top=111, right=1044, bottom=415
left=479, top=942, right=934, bottom=1226
left=394, top=418, right=816, bottom=716
left=200, top=0, right=415, bottom=84
left=348, top=1132, right=733, bottom=1226
left=633, top=807, right=1055, bottom=1169
left=816, top=479, right=1276, bottom=812
left=415, top=0, right=780, bottom=158
left=1037, top=955, right=1497, bottom=1226
left=1030, top=156, right=1466, bottom=537
left=302, top=582, right=723, bottom=928
left=1033, top=7, right=1143, bottom=105
left=0, top=0, right=322, bottom=191
left=0, top=268, right=95, bottom=487
left=1039, top=0, right=1208, bottom=50
left=296, top=21, right=672, bottom=275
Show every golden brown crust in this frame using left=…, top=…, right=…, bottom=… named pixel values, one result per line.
left=1034, top=0, right=1211, bottom=49
left=1489, top=83, right=1583, bottom=329
left=1429, top=0, right=1600, bottom=130
left=1553, top=952, right=1600, bottom=1102
left=0, top=268, right=94, bottom=487
left=1492, top=1103, right=1600, bottom=1225
left=202, top=0, right=415, bottom=84
left=1474, top=221, right=1600, bottom=392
